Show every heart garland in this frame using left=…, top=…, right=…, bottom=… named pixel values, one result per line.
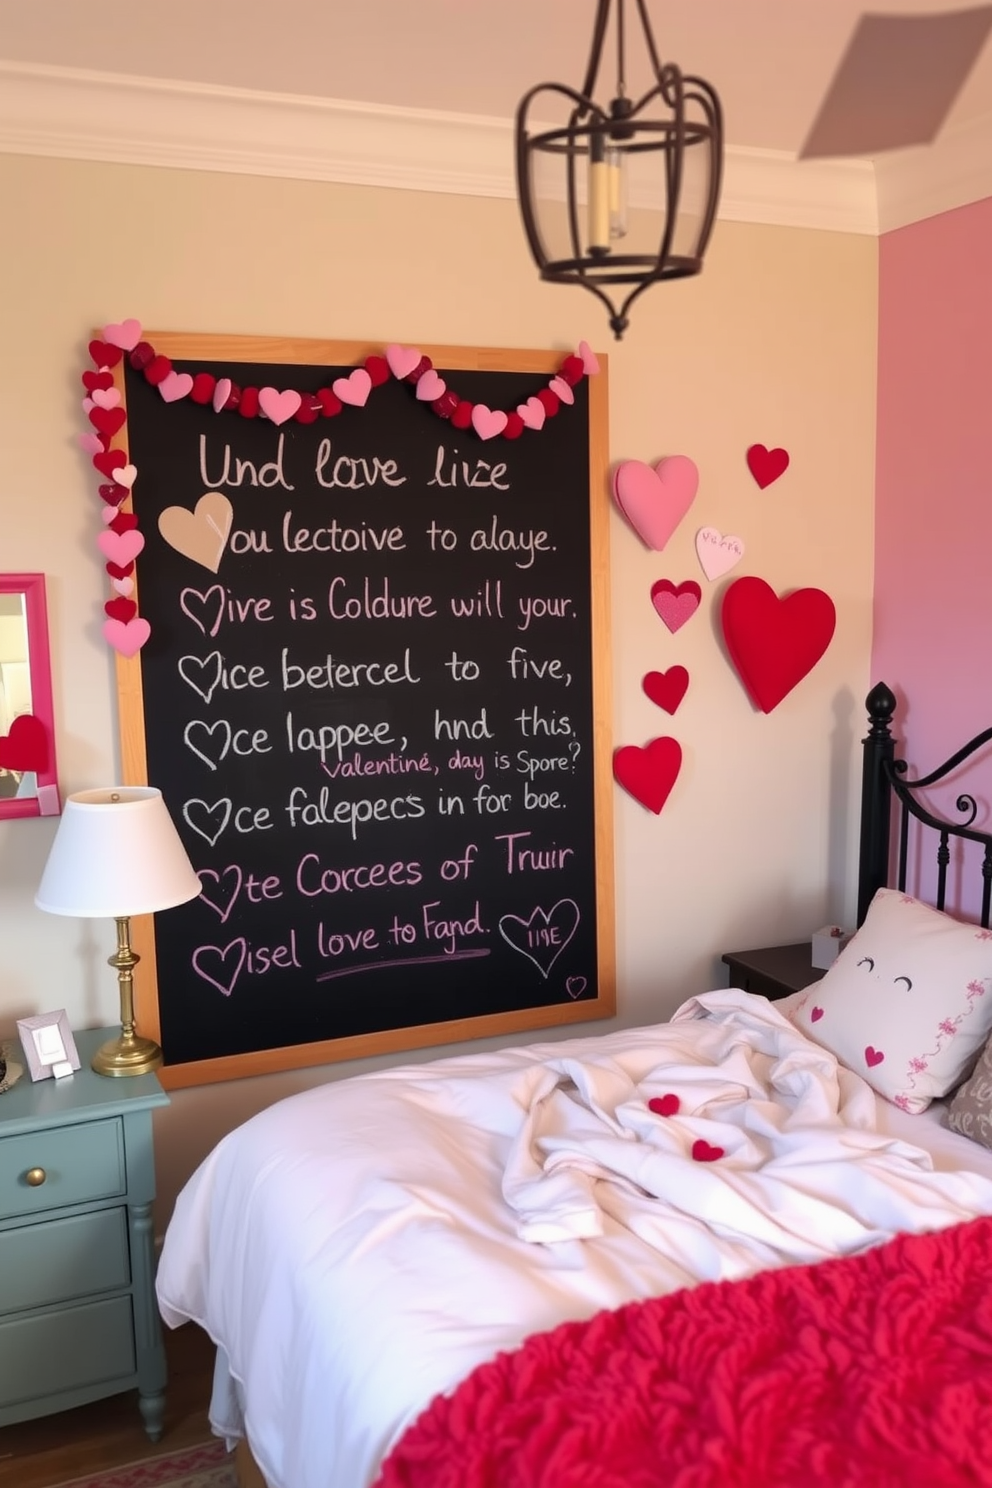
left=82, top=320, right=601, bottom=656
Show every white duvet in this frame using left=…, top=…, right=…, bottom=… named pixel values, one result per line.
left=156, top=991, right=992, bottom=1488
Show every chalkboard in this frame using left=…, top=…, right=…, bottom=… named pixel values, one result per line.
left=111, top=335, right=613, bottom=1087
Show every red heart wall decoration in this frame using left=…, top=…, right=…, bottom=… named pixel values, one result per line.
left=612, top=737, right=683, bottom=814
left=650, top=579, right=701, bottom=634
left=0, top=713, right=49, bottom=774
left=746, top=443, right=790, bottom=489
left=721, top=576, right=836, bottom=713
left=642, top=667, right=689, bottom=715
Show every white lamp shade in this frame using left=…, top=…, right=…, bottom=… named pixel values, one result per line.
left=35, top=787, right=201, bottom=918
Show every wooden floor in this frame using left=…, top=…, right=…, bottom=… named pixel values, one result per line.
left=0, top=1322, right=218, bottom=1488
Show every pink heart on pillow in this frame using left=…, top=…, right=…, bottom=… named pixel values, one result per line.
left=103, top=616, right=151, bottom=657
left=259, top=387, right=303, bottom=425
left=385, top=344, right=422, bottom=380
left=333, top=369, right=372, bottom=407
left=865, top=1046, right=885, bottom=1068
left=471, top=405, right=508, bottom=441
left=416, top=370, right=446, bottom=402
left=613, top=455, right=699, bottom=551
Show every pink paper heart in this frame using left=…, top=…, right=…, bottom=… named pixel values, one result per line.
left=333, top=368, right=372, bottom=407
left=385, top=344, right=422, bottom=380
left=98, top=528, right=145, bottom=566
left=695, top=527, right=745, bottom=581
left=865, top=1046, right=885, bottom=1068
left=82, top=396, right=95, bottom=414
left=112, top=576, right=135, bottom=596
left=549, top=376, right=574, bottom=405
left=91, top=387, right=122, bottom=410
left=471, top=405, right=508, bottom=441
left=578, top=340, right=600, bottom=375
left=650, top=579, right=701, bottom=633
left=102, top=318, right=142, bottom=351
left=416, top=370, right=446, bottom=402
left=101, top=505, right=119, bottom=525
left=213, top=377, right=232, bottom=413
left=613, top=456, right=699, bottom=551
left=517, top=397, right=546, bottom=431
left=259, top=387, right=303, bottom=425
left=78, top=431, right=104, bottom=454
left=159, top=370, right=194, bottom=403
left=103, top=616, right=150, bottom=657
left=112, top=463, right=138, bottom=489
left=811, top=1006, right=824, bottom=1022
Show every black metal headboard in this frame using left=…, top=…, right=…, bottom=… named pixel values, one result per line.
left=857, top=682, right=992, bottom=929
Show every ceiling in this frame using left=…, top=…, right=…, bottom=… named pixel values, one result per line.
left=2, top=0, right=991, bottom=158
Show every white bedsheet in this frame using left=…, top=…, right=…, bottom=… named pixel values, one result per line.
left=156, top=991, right=992, bottom=1488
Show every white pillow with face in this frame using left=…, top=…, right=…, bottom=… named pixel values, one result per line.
left=791, top=889, right=992, bottom=1113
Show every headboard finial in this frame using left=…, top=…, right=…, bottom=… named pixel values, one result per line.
left=865, top=682, right=896, bottom=741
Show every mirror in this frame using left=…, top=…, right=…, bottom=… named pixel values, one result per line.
left=0, top=574, right=60, bottom=819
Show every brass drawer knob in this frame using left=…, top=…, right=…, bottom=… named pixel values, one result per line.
left=25, top=1167, right=47, bottom=1187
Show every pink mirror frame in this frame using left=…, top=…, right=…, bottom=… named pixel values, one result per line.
left=0, top=574, right=60, bottom=820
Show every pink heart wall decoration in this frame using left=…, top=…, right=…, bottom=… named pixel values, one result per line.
left=103, top=616, right=151, bottom=657
left=650, top=579, right=701, bottom=633
left=102, top=318, right=142, bottom=351
left=695, top=527, right=745, bottom=581
left=98, top=528, right=145, bottom=567
left=259, top=387, right=303, bottom=425
left=612, top=736, right=683, bottom=814
left=213, top=378, right=233, bottom=413
left=385, top=344, right=422, bottom=380
left=159, top=370, right=194, bottom=403
left=721, top=576, right=836, bottom=713
left=613, top=455, right=699, bottom=551
left=472, top=406, right=508, bottom=441
left=642, top=667, right=689, bottom=714
left=747, top=443, right=790, bottom=488
left=517, top=397, right=546, bottom=431
left=549, top=376, right=574, bottom=405
left=416, top=370, right=446, bottom=402
left=333, top=369, right=372, bottom=407
left=578, top=340, right=600, bottom=375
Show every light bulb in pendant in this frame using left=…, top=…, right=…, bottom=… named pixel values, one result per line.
left=587, top=131, right=610, bottom=256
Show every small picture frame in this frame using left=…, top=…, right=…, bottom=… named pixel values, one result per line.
left=17, top=1010, right=81, bottom=1081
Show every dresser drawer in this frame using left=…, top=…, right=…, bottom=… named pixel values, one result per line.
left=0, top=1206, right=130, bottom=1315
left=0, top=1118, right=126, bottom=1220
left=0, top=1294, right=135, bottom=1409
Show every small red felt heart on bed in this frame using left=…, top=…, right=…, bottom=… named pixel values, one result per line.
left=811, top=1006, right=824, bottom=1022
left=0, top=713, right=48, bottom=774
left=642, top=667, right=689, bottom=715
left=648, top=1094, right=680, bottom=1117
left=692, top=1140, right=724, bottom=1163
left=746, top=443, right=790, bottom=488
left=612, top=737, right=682, bottom=814
left=865, top=1046, right=885, bottom=1068
left=721, top=576, right=835, bottom=713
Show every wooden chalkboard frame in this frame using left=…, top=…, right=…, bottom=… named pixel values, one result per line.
left=107, top=334, right=614, bottom=1088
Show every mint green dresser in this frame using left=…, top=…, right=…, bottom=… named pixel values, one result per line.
left=0, top=1026, right=170, bottom=1439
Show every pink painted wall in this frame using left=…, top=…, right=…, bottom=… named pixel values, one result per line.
left=873, top=196, right=992, bottom=909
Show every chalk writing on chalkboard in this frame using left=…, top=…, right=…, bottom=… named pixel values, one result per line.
left=109, top=336, right=613, bottom=1088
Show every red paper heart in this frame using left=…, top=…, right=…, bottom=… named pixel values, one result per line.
left=642, top=667, right=689, bottom=715
left=104, top=596, right=137, bottom=622
left=865, top=1046, right=885, bottom=1068
left=89, top=405, right=127, bottom=437
left=89, top=339, right=123, bottom=369
left=93, top=448, right=126, bottom=479
left=692, top=1140, right=724, bottom=1163
left=721, top=577, right=835, bottom=713
left=365, top=355, right=390, bottom=387
left=106, top=560, right=135, bottom=580
left=612, top=737, right=682, bottom=815
left=82, top=369, right=114, bottom=392
left=648, top=1094, right=680, bottom=1117
left=650, top=578, right=701, bottom=633
left=746, top=443, right=790, bottom=489
left=99, top=482, right=129, bottom=506
left=108, top=511, right=138, bottom=534
left=0, top=713, right=48, bottom=774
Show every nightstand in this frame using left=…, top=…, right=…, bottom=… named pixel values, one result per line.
left=722, top=943, right=826, bottom=1002
left=0, top=1026, right=169, bottom=1439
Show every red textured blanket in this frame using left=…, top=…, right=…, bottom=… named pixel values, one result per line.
left=375, top=1217, right=992, bottom=1488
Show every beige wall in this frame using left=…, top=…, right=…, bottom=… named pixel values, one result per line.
left=0, top=153, right=877, bottom=1224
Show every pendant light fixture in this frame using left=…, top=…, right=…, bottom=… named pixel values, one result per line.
left=515, top=0, right=723, bottom=339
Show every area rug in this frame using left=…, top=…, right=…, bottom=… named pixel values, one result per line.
left=59, top=1440, right=236, bottom=1488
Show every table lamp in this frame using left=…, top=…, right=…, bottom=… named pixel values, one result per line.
left=35, top=786, right=201, bottom=1076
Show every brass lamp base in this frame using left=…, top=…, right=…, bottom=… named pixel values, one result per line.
left=92, top=1029, right=163, bottom=1078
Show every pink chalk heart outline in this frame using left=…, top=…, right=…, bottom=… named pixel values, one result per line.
left=613, top=455, right=699, bottom=551
left=197, top=866, right=243, bottom=923
left=650, top=578, right=701, bottom=633
left=565, top=975, right=587, bottom=1000
left=192, top=939, right=246, bottom=997
left=498, top=900, right=580, bottom=978
left=259, top=387, right=303, bottom=425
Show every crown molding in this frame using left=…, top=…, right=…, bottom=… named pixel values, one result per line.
left=4, top=58, right=986, bottom=239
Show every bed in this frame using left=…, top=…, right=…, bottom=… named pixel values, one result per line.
left=156, top=682, right=992, bottom=1488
